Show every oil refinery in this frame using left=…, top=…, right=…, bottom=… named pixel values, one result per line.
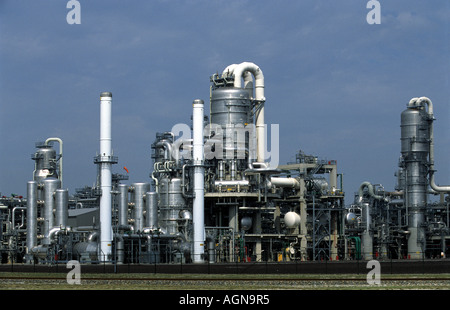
left=0, top=62, right=449, bottom=265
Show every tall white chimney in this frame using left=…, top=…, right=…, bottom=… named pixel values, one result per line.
left=97, top=91, right=115, bottom=262
left=192, top=99, right=205, bottom=263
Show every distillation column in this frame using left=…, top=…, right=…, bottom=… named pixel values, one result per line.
left=400, top=98, right=432, bottom=259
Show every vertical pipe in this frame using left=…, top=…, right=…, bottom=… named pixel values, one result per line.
left=26, top=181, right=37, bottom=255
left=232, top=62, right=265, bottom=163
left=192, top=99, right=205, bottom=263
left=132, top=183, right=150, bottom=232
left=55, top=188, right=68, bottom=228
left=361, top=203, right=373, bottom=260
left=421, top=96, right=450, bottom=192
left=118, top=184, right=129, bottom=227
left=145, top=192, right=159, bottom=229
left=99, top=91, right=113, bottom=261
left=43, top=178, right=60, bottom=245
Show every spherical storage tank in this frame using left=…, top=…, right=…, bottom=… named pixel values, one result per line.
left=345, top=212, right=357, bottom=226
left=284, top=212, right=301, bottom=228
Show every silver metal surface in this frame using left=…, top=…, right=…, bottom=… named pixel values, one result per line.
left=118, top=184, right=129, bottom=227
left=131, top=183, right=150, bottom=232
left=42, top=178, right=61, bottom=245
left=26, top=181, right=37, bottom=253
left=32, top=144, right=58, bottom=182
left=145, top=191, right=159, bottom=229
left=159, top=178, right=186, bottom=235
left=55, top=188, right=68, bottom=228
left=400, top=104, right=431, bottom=258
left=210, top=87, right=252, bottom=128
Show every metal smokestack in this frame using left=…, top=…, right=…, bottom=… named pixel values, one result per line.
left=96, top=91, right=116, bottom=262
left=192, top=99, right=205, bottom=263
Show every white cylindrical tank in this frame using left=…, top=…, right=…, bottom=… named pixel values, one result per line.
left=284, top=211, right=301, bottom=228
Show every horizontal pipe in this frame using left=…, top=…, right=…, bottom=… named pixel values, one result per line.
left=215, top=180, right=250, bottom=187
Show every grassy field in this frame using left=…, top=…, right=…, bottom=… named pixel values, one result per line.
left=1, top=272, right=450, bottom=290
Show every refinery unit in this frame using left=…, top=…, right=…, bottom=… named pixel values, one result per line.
left=0, top=62, right=449, bottom=265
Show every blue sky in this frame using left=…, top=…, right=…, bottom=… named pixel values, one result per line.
left=0, top=1, right=449, bottom=205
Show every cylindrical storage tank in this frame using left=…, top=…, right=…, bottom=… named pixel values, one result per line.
left=32, top=144, right=58, bottom=182
left=284, top=211, right=301, bottom=228
left=210, top=87, right=252, bottom=161
left=118, top=184, right=129, bottom=227
left=159, top=178, right=186, bottom=235
left=131, top=183, right=150, bottom=232
left=400, top=107, right=430, bottom=155
left=42, top=178, right=61, bottom=244
left=55, top=188, right=68, bottom=228
left=145, top=191, right=159, bottom=229
left=210, top=87, right=252, bottom=127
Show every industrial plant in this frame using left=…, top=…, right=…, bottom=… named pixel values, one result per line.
left=0, top=62, right=449, bottom=265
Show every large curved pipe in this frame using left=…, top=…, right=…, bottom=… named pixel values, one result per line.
left=222, top=64, right=254, bottom=99
left=155, top=140, right=173, bottom=162
left=232, top=62, right=265, bottom=102
left=45, top=137, right=63, bottom=187
left=358, top=181, right=385, bottom=202
left=413, top=97, right=450, bottom=193
left=233, top=62, right=265, bottom=163
left=222, top=64, right=238, bottom=78
left=223, top=62, right=266, bottom=164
